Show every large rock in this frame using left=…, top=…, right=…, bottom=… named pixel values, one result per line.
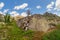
left=17, top=14, right=60, bottom=32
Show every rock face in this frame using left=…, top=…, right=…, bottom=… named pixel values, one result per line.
left=17, top=13, right=60, bottom=32
left=29, top=17, right=49, bottom=32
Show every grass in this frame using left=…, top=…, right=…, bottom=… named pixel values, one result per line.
left=42, top=29, right=60, bottom=40
left=0, top=20, right=34, bottom=40
left=0, top=14, right=60, bottom=40
left=0, top=21, right=60, bottom=40
left=0, top=14, right=34, bottom=40
left=42, top=24, right=60, bottom=40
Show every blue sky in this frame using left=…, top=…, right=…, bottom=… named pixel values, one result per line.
left=0, top=0, right=60, bottom=16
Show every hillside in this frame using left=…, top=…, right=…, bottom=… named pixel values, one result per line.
left=0, top=12, right=60, bottom=40
left=17, top=12, right=60, bottom=32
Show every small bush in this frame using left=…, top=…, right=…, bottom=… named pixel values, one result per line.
left=56, top=24, right=60, bottom=29
left=42, top=29, right=60, bottom=40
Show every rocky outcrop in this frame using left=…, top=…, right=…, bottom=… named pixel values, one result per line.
left=17, top=13, right=60, bottom=32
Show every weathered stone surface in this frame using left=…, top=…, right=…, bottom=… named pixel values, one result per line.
left=17, top=13, right=60, bottom=32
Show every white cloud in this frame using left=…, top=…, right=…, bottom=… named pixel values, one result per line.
left=55, top=0, right=60, bottom=9
left=47, top=9, right=52, bottom=11
left=54, top=0, right=60, bottom=11
left=25, top=8, right=31, bottom=10
left=36, top=6, right=41, bottom=9
left=0, top=11, right=5, bottom=15
left=0, top=2, right=4, bottom=9
left=0, top=11, right=3, bottom=14
left=14, top=3, right=28, bottom=10
left=51, top=2, right=55, bottom=5
left=10, top=11, right=19, bottom=17
left=47, top=2, right=54, bottom=11
left=53, top=12, right=57, bottom=14
left=21, top=12, right=28, bottom=17
left=3, top=9, right=9, bottom=13
left=0, top=9, right=9, bottom=15
left=54, top=8, right=57, bottom=10
left=0, top=8, right=10, bottom=16
left=54, top=12, right=60, bottom=16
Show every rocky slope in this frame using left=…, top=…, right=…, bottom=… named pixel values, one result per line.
left=17, top=12, right=60, bottom=32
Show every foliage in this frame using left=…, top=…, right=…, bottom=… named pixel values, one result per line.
left=42, top=24, right=60, bottom=40
left=56, top=24, right=60, bottom=29
left=42, top=29, right=60, bottom=40
left=0, top=12, right=60, bottom=40
left=4, top=13, right=11, bottom=23
left=0, top=14, right=34, bottom=40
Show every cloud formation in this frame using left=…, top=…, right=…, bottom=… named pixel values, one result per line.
left=25, top=8, right=31, bottom=10
left=36, top=6, right=41, bottom=9
left=54, top=12, right=60, bottom=16
left=47, top=2, right=54, bottom=11
left=10, top=11, right=19, bottom=17
left=0, top=2, right=4, bottom=9
left=3, top=9, right=9, bottom=13
left=0, top=11, right=3, bottom=14
left=14, top=3, right=28, bottom=10
left=21, top=12, right=28, bottom=17
left=0, top=9, right=9, bottom=15
left=54, top=0, right=60, bottom=11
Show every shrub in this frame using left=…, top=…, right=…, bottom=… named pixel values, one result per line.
left=56, top=24, right=60, bottom=29
left=4, top=13, right=11, bottom=23
left=42, top=30, right=60, bottom=40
